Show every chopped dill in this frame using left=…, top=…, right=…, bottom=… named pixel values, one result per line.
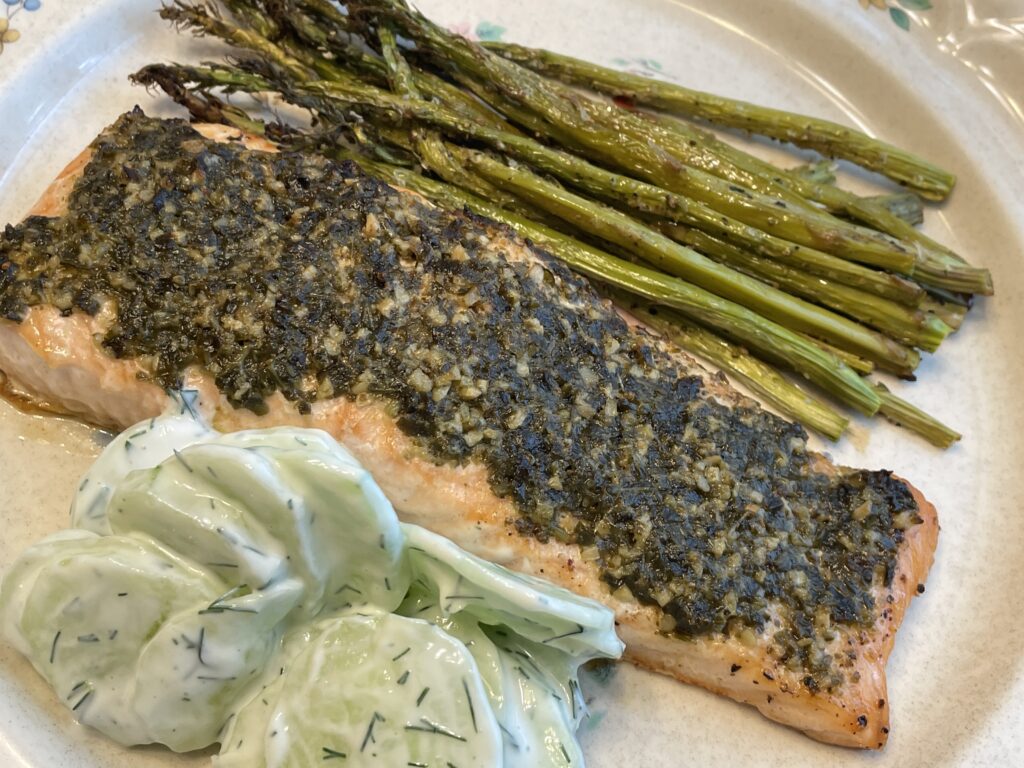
left=360, top=711, right=386, bottom=752
left=463, top=678, right=477, bottom=733
left=404, top=717, right=465, bottom=742
left=498, top=722, right=520, bottom=750
left=72, top=690, right=93, bottom=711
left=66, top=681, right=87, bottom=700
left=172, top=448, right=194, bottom=473
left=542, top=624, right=584, bottom=644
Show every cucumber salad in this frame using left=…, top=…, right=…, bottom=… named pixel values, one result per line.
left=0, top=400, right=622, bottom=766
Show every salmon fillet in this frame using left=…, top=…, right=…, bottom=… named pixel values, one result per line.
left=0, top=112, right=938, bottom=749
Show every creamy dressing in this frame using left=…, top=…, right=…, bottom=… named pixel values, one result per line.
left=0, top=400, right=622, bottom=765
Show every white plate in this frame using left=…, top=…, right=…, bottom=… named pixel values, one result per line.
left=1, top=1, right=1023, bottom=766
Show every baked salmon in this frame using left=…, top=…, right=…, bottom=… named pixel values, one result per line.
left=0, top=112, right=938, bottom=749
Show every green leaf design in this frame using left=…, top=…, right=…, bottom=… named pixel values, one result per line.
left=474, top=21, right=506, bottom=42
left=898, top=0, right=933, bottom=10
left=889, top=7, right=911, bottom=30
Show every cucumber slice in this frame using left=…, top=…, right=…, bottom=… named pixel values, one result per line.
left=133, top=578, right=303, bottom=751
left=400, top=584, right=589, bottom=766
left=217, top=612, right=502, bottom=767
left=71, top=408, right=213, bottom=534
left=3, top=532, right=221, bottom=746
left=110, top=463, right=289, bottom=590
left=402, top=524, right=622, bottom=660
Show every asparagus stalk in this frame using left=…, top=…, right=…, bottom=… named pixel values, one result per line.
left=162, top=1, right=312, bottom=80
left=660, top=224, right=950, bottom=354
left=797, top=334, right=874, bottom=376
left=621, top=298, right=849, bottom=440
left=483, top=41, right=956, bottom=200
left=459, top=148, right=919, bottom=374
left=874, top=383, right=961, bottom=448
left=841, top=194, right=993, bottom=295
left=920, top=295, right=967, bottom=332
left=275, top=0, right=521, bottom=133
left=377, top=25, right=520, bottom=208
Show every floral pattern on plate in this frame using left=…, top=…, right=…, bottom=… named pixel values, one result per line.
left=447, top=19, right=506, bottom=42
left=0, top=0, right=41, bottom=59
left=859, top=0, right=934, bottom=31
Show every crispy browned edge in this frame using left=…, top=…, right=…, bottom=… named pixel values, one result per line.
left=16, top=123, right=939, bottom=749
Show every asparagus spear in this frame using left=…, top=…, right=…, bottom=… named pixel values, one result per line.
left=459, top=148, right=920, bottom=375
left=841, top=194, right=992, bottom=295
left=483, top=41, right=956, bottom=200
left=660, top=224, right=950, bottom=353
left=377, top=25, right=520, bottom=208
left=162, top=1, right=312, bottom=80
left=272, top=0, right=521, bottom=133
left=920, top=295, right=967, bottom=332
left=797, top=334, right=875, bottom=376
left=874, top=383, right=961, bottom=448
left=621, top=298, right=849, bottom=440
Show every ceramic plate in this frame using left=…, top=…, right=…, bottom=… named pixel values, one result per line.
left=1, top=1, right=1022, bottom=765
